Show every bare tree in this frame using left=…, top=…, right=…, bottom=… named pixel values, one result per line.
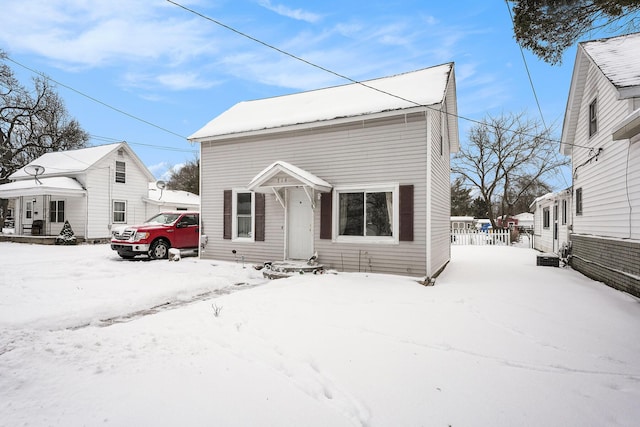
left=452, top=112, right=569, bottom=228
left=166, top=157, right=199, bottom=195
left=1, top=50, right=89, bottom=225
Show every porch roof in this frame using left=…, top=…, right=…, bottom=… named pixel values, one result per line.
left=247, top=161, right=332, bottom=193
left=0, top=177, right=86, bottom=198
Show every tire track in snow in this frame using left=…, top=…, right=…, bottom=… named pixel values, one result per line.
left=67, top=281, right=266, bottom=330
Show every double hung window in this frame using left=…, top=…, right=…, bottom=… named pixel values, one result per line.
left=113, top=200, right=126, bottom=223
left=115, top=161, right=126, bottom=183
left=542, top=207, right=550, bottom=229
left=233, top=190, right=254, bottom=240
left=49, top=200, right=65, bottom=223
left=575, top=188, right=583, bottom=215
left=589, top=98, right=598, bottom=137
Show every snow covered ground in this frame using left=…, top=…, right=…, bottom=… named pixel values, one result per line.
left=1, top=242, right=639, bottom=426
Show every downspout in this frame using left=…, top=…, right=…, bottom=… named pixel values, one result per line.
left=425, top=109, right=433, bottom=278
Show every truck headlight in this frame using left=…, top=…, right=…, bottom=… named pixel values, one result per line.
left=134, top=231, right=149, bottom=241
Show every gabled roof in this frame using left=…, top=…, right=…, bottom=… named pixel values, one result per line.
left=247, top=161, right=332, bottom=193
left=10, top=142, right=155, bottom=182
left=582, top=32, right=640, bottom=97
left=189, top=63, right=454, bottom=141
left=561, top=32, right=640, bottom=155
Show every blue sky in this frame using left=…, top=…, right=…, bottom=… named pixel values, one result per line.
left=0, top=0, right=623, bottom=188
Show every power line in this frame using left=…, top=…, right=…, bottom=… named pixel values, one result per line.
left=166, top=0, right=593, bottom=151
left=505, top=1, right=569, bottom=189
left=89, top=134, right=198, bottom=153
left=3, top=56, right=188, bottom=140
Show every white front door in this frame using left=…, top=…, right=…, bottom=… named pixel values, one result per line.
left=287, top=188, right=314, bottom=260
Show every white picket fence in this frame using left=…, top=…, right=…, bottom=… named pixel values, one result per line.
left=450, top=229, right=511, bottom=246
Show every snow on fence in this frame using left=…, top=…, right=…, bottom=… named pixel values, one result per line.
left=450, top=229, right=510, bottom=246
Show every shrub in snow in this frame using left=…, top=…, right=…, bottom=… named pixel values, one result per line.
left=55, top=220, right=77, bottom=245
left=211, top=303, right=223, bottom=317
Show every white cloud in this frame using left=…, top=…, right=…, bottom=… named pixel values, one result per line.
left=147, top=161, right=172, bottom=179
left=0, top=0, right=220, bottom=72
left=257, top=0, right=322, bottom=23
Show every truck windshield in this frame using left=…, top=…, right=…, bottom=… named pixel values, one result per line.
left=145, top=213, right=180, bottom=225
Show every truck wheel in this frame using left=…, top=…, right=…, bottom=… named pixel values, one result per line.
left=149, top=239, right=169, bottom=259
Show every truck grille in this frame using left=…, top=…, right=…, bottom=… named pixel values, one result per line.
left=112, top=229, right=135, bottom=240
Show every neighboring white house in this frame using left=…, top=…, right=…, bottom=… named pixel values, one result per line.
left=144, top=182, right=200, bottom=218
left=560, top=32, right=640, bottom=297
left=450, top=216, right=475, bottom=230
left=529, top=190, right=571, bottom=254
left=189, top=63, right=459, bottom=278
left=0, top=142, right=198, bottom=241
left=513, top=212, right=534, bottom=230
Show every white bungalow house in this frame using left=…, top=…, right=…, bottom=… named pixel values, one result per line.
left=0, top=142, right=198, bottom=241
left=560, top=32, right=640, bottom=297
left=145, top=182, right=200, bottom=217
left=529, top=190, right=571, bottom=254
left=189, top=63, right=459, bottom=278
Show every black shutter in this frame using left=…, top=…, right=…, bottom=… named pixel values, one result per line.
left=223, top=190, right=231, bottom=240
left=320, top=191, right=332, bottom=239
left=255, top=193, right=265, bottom=242
left=399, top=185, right=414, bottom=241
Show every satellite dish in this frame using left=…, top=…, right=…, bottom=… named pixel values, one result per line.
left=156, top=180, right=166, bottom=190
left=24, top=164, right=45, bottom=184
left=24, top=164, right=45, bottom=176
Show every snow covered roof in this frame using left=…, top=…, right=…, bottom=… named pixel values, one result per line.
left=514, top=212, right=534, bottom=222
left=0, top=177, right=86, bottom=198
left=10, top=143, right=121, bottom=179
left=450, top=216, right=475, bottom=222
left=247, top=161, right=332, bottom=193
left=582, top=32, right=640, bottom=97
left=561, top=32, right=640, bottom=154
left=189, top=63, right=454, bottom=141
left=9, top=142, right=155, bottom=182
left=145, top=183, right=200, bottom=207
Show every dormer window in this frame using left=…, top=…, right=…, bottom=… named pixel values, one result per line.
left=115, top=161, right=126, bottom=183
left=589, top=98, right=598, bottom=137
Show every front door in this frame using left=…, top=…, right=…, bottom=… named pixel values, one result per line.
left=287, top=188, right=314, bottom=260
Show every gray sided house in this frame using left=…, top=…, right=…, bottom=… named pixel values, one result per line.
left=0, top=142, right=190, bottom=241
left=190, top=63, right=459, bottom=278
left=561, top=32, right=640, bottom=297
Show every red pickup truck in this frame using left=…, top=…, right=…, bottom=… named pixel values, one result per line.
left=110, top=211, right=200, bottom=259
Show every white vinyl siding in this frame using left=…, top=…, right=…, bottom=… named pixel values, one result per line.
left=85, top=148, right=151, bottom=239
left=200, top=112, right=442, bottom=276
left=571, top=61, right=640, bottom=240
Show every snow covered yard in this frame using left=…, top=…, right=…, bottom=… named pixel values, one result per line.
left=1, top=243, right=639, bottom=426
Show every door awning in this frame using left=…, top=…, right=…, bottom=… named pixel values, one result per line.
left=612, top=108, right=640, bottom=141
left=0, top=177, right=87, bottom=198
left=247, top=161, right=332, bottom=193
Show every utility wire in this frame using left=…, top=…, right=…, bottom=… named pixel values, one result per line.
left=505, top=1, right=548, bottom=131
left=3, top=56, right=188, bottom=140
left=89, top=134, right=198, bottom=153
left=505, top=1, right=569, bottom=188
left=166, top=0, right=594, bottom=151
